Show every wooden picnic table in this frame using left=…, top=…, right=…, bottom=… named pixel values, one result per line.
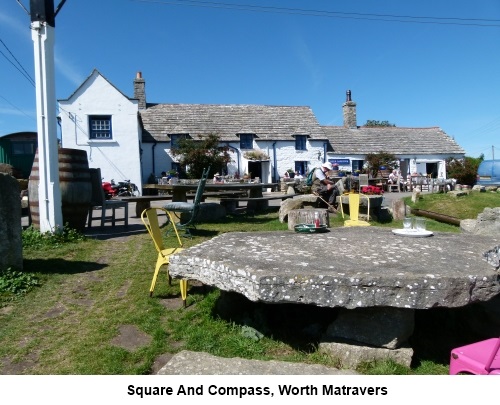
left=143, top=183, right=279, bottom=203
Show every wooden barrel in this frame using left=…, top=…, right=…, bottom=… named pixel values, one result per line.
left=28, top=148, right=92, bottom=231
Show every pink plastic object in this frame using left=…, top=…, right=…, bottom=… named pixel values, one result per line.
left=449, top=337, right=500, bottom=375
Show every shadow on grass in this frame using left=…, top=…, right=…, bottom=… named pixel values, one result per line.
left=23, top=258, right=108, bottom=275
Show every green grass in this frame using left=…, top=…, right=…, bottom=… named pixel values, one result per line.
left=1, top=193, right=498, bottom=375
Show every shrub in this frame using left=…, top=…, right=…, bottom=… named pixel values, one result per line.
left=22, top=225, right=86, bottom=249
left=0, top=267, right=40, bottom=298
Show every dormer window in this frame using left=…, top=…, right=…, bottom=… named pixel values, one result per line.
left=170, top=134, right=189, bottom=148
left=239, top=134, right=254, bottom=150
left=295, top=135, right=307, bottom=151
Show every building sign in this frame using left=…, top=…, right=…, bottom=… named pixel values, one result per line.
left=329, top=159, right=350, bottom=165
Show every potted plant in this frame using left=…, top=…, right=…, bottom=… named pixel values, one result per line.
left=287, top=169, right=295, bottom=178
left=243, top=150, right=270, bottom=160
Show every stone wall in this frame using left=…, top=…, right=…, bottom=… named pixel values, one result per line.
left=0, top=174, right=23, bottom=271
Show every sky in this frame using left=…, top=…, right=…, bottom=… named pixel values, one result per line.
left=1, top=0, right=499, bottom=158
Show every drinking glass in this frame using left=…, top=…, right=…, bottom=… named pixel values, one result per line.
left=403, top=217, right=412, bottom=230
left=415, top=217, right=426, bottom=231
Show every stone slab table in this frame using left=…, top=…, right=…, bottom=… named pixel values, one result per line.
left=169, top=227, right=500, bottom=365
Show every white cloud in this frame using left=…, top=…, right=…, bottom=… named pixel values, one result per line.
left=294, top=35, right=323, bottom=90
left=54, top=52, right=84, bottom=87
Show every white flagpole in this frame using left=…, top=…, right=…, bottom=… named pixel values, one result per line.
left=31, top=19, right=63, bottom=233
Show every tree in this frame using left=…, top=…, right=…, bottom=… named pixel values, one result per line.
left=446, top=155, right=484, bottom=186
left=364, top=120, right=396, bottom=127
left=170, top=133, right=231, bottom=179
left=364, top=151, right=399, bottom=178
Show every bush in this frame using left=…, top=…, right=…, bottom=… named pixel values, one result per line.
left=22, top=225, right=86, bottom=249
left=446, top=156, right=482, bottom=186
left=0, top=267, right=40, bottom=298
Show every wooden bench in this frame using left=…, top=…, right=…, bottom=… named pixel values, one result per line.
left=219, top=193, right=295, bottom=212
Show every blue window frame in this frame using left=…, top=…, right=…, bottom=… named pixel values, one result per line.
left=170, top=134, right=188, bottom=149
left=295, top=135, right=307, bottom=151
left=239, top=134, right=254, bottom=149
left=89, top=115, right=112, bottom=139
left=295, top=161, right=308, bottom=176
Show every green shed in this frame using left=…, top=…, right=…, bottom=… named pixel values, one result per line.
left=0, top=132, right=37, bottom=178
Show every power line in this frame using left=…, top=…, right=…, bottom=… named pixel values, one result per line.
left=0, top=37, right=36, bottom=87
left=134, top=0, right=500, bottom=27
left=0, top=93, right=35, bottom=121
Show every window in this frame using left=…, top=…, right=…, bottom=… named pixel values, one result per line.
left=239, top=134, right=254, bottom=149
left=11, top=141, right=36, bottom=155
left=295, top=135, right=307, bottom=151
left=170, top=134, right=188, bottom=149
left=295, top=161, right=308, bottom=176
left=352, top=160, right=364, bottom=172
left=89, top=115, right=112, bottom=139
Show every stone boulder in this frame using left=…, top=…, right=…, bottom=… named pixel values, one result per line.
left=0, top=173, right=23, bottom=271
left=460, top=207, right=500, bottom=236
left=322, top=307, right=414, bottom=349
left=319, top=341, right=413, bottom=369
left=278, top=194, right=318, bottom=222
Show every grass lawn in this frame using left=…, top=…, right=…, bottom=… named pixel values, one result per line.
left=1, top=190, right=498, bottom=375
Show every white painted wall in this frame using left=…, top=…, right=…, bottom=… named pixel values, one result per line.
left=59, top=71, right=143, bottom=190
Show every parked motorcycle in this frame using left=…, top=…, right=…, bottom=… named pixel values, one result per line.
left=102, top=179, right=140, bottom=199
left=102, top=179, right=118, bottom=199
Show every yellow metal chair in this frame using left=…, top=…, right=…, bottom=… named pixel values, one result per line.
left=340, top=192, right=371, bottom=227
left=141, top=207, right=189, bottom=306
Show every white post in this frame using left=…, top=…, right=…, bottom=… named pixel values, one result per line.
left=31, top=20, right=63, bottom=233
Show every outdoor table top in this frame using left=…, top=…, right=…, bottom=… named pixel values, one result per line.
left=142, top=183, right=278, bottom=202
left=169, top=227, right=500, bottom=310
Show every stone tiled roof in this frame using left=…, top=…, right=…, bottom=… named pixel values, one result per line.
left=321, top=126, right=465, bottom=155
left=140, top=103, right=327, bottom=142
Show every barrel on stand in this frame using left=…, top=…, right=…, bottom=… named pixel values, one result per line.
left=28, top=148, right=92, bottom=231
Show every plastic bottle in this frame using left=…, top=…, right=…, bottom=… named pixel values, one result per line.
left=314, top=212, right=320, bottom=228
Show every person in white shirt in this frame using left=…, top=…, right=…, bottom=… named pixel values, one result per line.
left=311, top=162, right=339, bottom=211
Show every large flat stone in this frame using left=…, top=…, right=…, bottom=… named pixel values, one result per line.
left=169, top=227, right=500, bottom=309
left=157, top=350, right=358, bottom=375
left=318, top=341, right=414, bottom=369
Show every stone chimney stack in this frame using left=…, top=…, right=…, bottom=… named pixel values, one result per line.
left=342, top=90, right=357, bottom=128
left=134, top=71, right=146, bottom=110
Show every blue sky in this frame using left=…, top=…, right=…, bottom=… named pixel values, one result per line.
left=1, top=0, right=499, bottom=158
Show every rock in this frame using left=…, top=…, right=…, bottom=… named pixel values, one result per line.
left=319, top=341, right=413, bottom=369
left=391, top=199, right=406, bottom=221
left=157, top=350, right=359, bottom=375
left=460, top=207, right=500, bottom=236
left=0, top=173, right=23, bottom=271
left=322, top=307, right=414, bottom=349
left=278, top=194, right=318, bottom=222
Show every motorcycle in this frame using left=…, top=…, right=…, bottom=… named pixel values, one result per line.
left=102, top=179, right=117, bottom=199
left=102, top=179, right=140, bottom=199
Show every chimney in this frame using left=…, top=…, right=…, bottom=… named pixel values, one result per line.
left=342, top=90, right=357, bottom=128
left=134, top=71, right=146, bottom=110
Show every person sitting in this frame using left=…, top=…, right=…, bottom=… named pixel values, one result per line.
left=283, top=171, right=290, bottom=179
left=294, top=171, right=303, bottom=179
left=213, top=172, right=224, bottom=183
left=311, top=162, right=339, bottom=212
left=388, top=169, right=406, bottom=191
